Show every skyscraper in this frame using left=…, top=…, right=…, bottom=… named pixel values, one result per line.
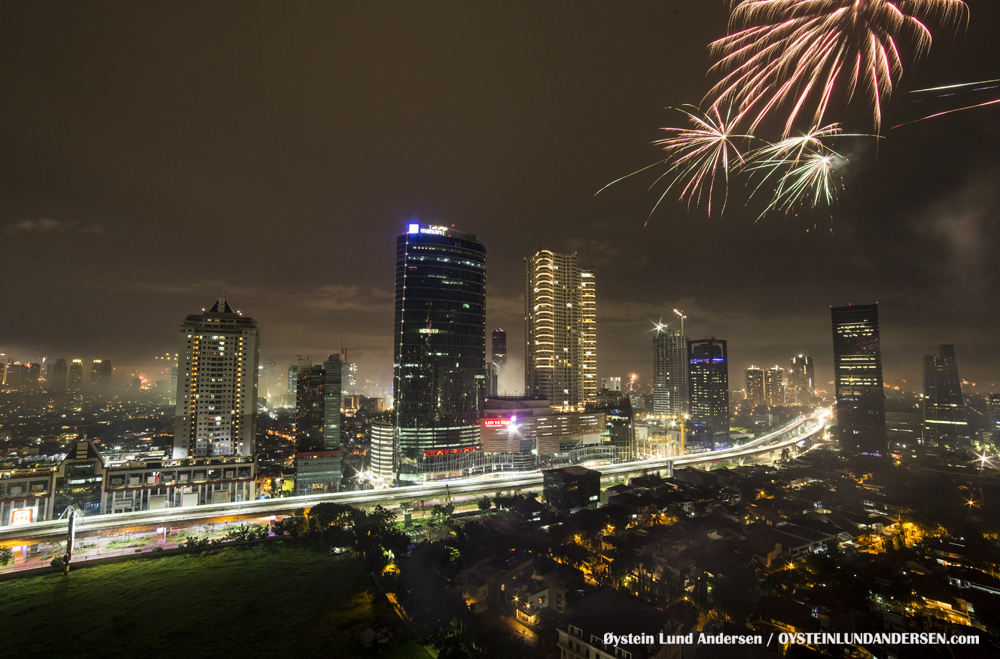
left=524, top=250, right=596, bottom=407
left=688, top=338, right=729, bottom=443
left=492, top=329, right=507, bottom=368
left=50, top=358, right=68, bottom=393
left=295, top=354, right=343, bottom=494
left=89, top=359, right=112, bottom=393
left=340, top=349, right=358, bottom=396
left=653, top=327, right=688, bottom=416
left=764, top=366, right=784, bottom=406
left=922, top=344, right=969, bottom=447
left=788, top=355, right=815, bottom=404
left=831, top=304, right=887, bottom=457
left=745, top=367, right=764, bottom=408
left=394, top=223, right=487, bottom=482
left=173, top=296, right=260, bottom=458
left=68, top=360, right=83, bottom=391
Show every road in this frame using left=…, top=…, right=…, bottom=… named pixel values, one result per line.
left=0, top=410, right=828, bottom=548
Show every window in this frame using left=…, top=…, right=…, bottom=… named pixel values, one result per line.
left=569, top=625, right=583, bottom=638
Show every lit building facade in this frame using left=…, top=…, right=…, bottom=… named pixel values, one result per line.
left=524, top=250, right=596, bottom=407
left=173, top=296, right=260, bottom=459
left=393, top=223, right=487, bottom=482
left=1, top=439, right=257, bottom=526
left=653, top=327, right=687, bottom=417
left=922, top=344, right=969, bottom=448
left=764, top=366, right=784, bottom=406
left=370, top=422, right=396, bottom=480
left=479, top=397, right=607, bottom=471
left=831, top=303, right=887, bottom=457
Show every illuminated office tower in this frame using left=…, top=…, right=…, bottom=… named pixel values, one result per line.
left=370, top=421, right=396, bottom=481
left=295, top=355, right=343, bottom=494
left=745, top=367, right=764, bottom=408
left=393, top=223, right=487, bottom=482
left=831, top=303, right=887, bottom=457
left=524, top=250, right=597, bottom=407
left=922, top=344, right=969, bottom=447
left=653, top=327, right=688, bottom=416
left=688, top=338, right=729, bottom=443
left=173, top=296, right=260, bottom=458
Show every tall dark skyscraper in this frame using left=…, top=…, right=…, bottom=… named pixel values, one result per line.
left=50, top=358, right=68, bottom=392
left=490, top=328, right=507, bottom=397
left=491, top=329, right=507, bottom=368
left=295, top=354, right=343, bottom=494
left=688, top=338, right=729, bottom=444
left=831, top=304, right=887, bottom=457
left=394, top=223, right=487, bottom=482
left=922, top=344, right=969, bottom=448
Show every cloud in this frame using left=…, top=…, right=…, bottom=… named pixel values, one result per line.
left=303, top=285, right=394, bottom=312
left=4, top=218, right=105, bottom=235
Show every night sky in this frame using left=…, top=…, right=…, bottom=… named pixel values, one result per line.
left=2, top=1, right=999, bottom=395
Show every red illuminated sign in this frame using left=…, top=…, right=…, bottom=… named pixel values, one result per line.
left=423, top=446, right=478, bottom=457
left=10, top=509, right=33, bottom=525
left=483, top=419, right=510, bottom=427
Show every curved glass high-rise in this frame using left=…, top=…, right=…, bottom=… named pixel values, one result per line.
left=394, top=223, right=487, bottom=482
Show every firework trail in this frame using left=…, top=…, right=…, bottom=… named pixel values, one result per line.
left=597, top=105, right=752, bottom=218
left=892, top=78, right=1000, bottom=128
left=708, top=0, right=968, bottom=135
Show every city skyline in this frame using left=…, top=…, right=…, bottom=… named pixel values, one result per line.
left=2, top=2, right=1000, bottom=392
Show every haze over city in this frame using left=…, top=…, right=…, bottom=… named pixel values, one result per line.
left=3, top=1, right=1000, bottom=391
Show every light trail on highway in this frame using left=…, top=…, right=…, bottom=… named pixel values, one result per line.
left=0, top=410, right=829, bottom=547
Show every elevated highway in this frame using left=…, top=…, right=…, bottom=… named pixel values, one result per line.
left=0, top=410, right=829, bottom=548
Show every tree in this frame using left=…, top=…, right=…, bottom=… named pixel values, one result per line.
left=476, top=496, right=492, bottom=511
left=710, top=565, right=760, bottom=623
left=310, top=502, right=355, bottom=528
left=353, top=505, right=409, bottom=572
left=0, top=546, right=13, bottom=567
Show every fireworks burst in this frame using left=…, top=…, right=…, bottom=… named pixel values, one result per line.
left=746, top=129, right=847, bottom=219
left=597, top=106, right=751, bottom=218
left=708, top=0, right=969, bottom=135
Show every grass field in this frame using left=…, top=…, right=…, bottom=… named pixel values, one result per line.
left=0, top=543, right=429, bottom=659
